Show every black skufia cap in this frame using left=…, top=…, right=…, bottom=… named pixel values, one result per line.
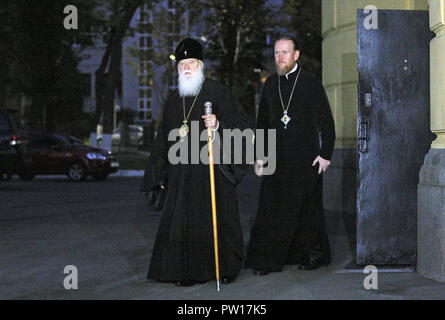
left=174, top=37, right=203, bottom=62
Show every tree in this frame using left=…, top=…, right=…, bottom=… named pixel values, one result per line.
left=2, top=0, right=104, bottom=133
left=280, top=0, right=322, bottom=76
left=198, top=0, right=271, bottom=122
left=93, top=0, right=143, bottom=134
left=0, top=1, right=15, bottom=110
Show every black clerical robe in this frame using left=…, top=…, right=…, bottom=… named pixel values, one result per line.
left=246, top=67, right=336, bottom=272
left=140, top=79, right=251, bottom=282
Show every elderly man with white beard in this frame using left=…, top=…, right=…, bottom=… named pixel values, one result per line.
left=140, top=38, right=251, bottom=287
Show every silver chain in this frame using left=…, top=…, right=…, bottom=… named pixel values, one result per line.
left=278, top=67, right=302, bottom=113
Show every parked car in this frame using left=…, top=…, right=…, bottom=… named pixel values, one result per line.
left=111, top=124, right=144, bottom=149
left=19, top=132, right=119, bottom=181
left=0, top=110, right=31, bottom=180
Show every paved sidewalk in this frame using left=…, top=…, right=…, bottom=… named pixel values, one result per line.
left=0, top=170, right=444, bottom=300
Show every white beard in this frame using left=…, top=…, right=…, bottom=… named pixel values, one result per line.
left=178, top=64, right=205, bottom=97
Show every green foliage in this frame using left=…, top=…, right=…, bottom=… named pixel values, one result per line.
left=198, top=0, right=270, bottom=120
left=2, top=0, right=105, bottom=132
left=280, top=0, right=322, bottom=76
left=1, top=0, right=323, bottom=135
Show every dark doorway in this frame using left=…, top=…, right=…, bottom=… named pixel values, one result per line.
left=356, top=9, right=435, bottom=265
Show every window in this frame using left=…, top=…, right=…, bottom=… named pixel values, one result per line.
left=139, top=7, right=153, bottom=23
left=138, top=98, right=151, bottom=111
left=139, top=61, right=152, bottom=75
left=139, top=50, right=147, bottom=61
left=139, top=36, right=153, bottom=48
left=140, top=61, right=148, bottom=73
left=139, top=88, right=151, bottom=99
left=138, top=93, right=152, bottom=122
left=139, top=75, right=153, bottom=87
left=139, top=76, right=146, bottom=87
left=139, top=49, right=152, bottom=61
left=142, top=23, right=152, bottom=34
left=138, top=110, right=152, bottom=121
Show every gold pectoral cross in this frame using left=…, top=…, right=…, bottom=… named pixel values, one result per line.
left=179, top=121, right=189, bottom=142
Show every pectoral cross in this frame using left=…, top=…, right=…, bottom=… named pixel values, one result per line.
left=281, top=111, right=291, bottom=129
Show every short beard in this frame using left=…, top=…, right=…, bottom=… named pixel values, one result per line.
left=178, top=63, right=205, bottom=97
left=276, top=62, right=296, bottom=76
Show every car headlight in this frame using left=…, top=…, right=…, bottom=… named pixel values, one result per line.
left=86, top=153, right=106, bottom=160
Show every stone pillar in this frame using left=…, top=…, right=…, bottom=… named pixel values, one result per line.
left=321, top=0, right=428, bottom=214
left=417, top=0, right=445, bottom=282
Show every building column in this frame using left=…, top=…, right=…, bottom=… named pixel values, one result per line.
left=417, top=0, right=445, bottom=282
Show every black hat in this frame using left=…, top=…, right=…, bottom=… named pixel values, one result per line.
left=174, top=38, right=203, bottom=62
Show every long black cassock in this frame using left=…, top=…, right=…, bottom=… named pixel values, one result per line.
left=245, top=67, right=336, bottom=272
left=140, top=79, right=250, bottom=282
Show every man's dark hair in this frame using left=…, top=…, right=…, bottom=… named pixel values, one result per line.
left=276, top=34, right=301, bottom=52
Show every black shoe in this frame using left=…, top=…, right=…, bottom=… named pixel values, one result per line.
left=222, top=276, right=236, bottom=284
left=298, top=258, right=330, bottom=270
left=294, top=257, right=309, bottom=268
left=253, top=269, right=270, bottom=276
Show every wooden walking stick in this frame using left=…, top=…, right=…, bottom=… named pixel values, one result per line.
left=204, top=101, right=221, bottom=292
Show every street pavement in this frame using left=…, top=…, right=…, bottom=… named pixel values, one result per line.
left=1, top=169, right=445, bottom=300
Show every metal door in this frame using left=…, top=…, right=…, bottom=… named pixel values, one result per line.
left=357, top=9, right=435, bottom=265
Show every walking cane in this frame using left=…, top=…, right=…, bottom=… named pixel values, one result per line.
left=204, top=101, right=221, bottom=292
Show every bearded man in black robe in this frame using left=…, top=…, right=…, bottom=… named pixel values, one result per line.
left=245, top=35, right=336, bottom=274
left=140, top=38, right=251, bottom=286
